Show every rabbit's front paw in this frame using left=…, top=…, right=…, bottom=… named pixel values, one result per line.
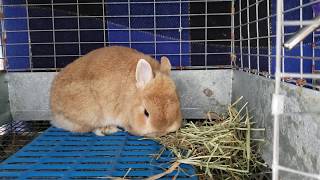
left=94, top=126, right=120, bottom=136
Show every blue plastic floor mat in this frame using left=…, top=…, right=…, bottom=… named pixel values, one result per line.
left=0, top=127, right=197, bottom=179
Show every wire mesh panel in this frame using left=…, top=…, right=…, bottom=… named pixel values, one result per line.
left=233, top=0, right=320, bottom=179
left=313, top=3, right=320, bottom=89
left=280, top=0, right=320, bottom=90
left=271, top=0, right=320, bottom=179
left=0, top=127, right=196, bottom=179
left=1, top=0, right=234, bottom=71
left=233, top=0, right=272, bottom=76
left=234, top=0, right=320, bottom=91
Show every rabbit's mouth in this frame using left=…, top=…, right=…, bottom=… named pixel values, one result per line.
left=126, top=123, right=169, bottom=137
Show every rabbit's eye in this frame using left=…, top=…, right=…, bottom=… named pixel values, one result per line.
left=144, top=109, right=149, bottom=117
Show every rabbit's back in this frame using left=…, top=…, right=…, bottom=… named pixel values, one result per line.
left=50, top=46, right=160, bottom=132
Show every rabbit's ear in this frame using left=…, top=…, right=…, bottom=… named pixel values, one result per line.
left=136, top=59, right=154, bottom=89
left=160, top=56, right=171, bottom=75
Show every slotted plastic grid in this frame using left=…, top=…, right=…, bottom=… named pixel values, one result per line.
left=0, top=127, right=197, bottom=179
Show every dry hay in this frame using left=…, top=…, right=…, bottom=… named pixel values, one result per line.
left=152, top=96, right=270, bottom=179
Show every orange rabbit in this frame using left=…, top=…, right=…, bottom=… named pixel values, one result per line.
left=50, top=46, right=182, bottom=137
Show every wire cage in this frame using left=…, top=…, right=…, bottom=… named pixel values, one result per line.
left=0, top=0, right=319, bottom=179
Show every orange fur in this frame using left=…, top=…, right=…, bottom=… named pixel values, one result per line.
left=50, top=46, right=182, bottom=137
